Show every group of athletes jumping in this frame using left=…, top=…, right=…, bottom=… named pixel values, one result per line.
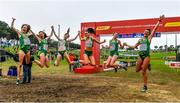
left=10, top=15, right=165, bottom=92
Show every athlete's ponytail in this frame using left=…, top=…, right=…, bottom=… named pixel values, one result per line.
left=87, top=28, right=95, bottom=34
left=39, top=31, right=47, bottom=38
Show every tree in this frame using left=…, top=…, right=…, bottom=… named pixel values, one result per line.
left=0, top=20, right=81, bottom=50
left=0, top=20, right=18, bottom=40
left=159, top=46, right=163, bottom=51
left=48, top=39, right=58, bottom=49
left=154, top=45, right=158, bottom=51
left=164, top=45, right=168, bottom=51
left=29, top=35, right=39, bottom=44
left=168, top=45, right=175, bottom=51
left=126, top=47, right=134, bottom=51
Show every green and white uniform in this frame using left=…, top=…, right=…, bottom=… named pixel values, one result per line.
left=109, top=39, right=119, bottom=56
left=58, top=40, right=67, bottom=60
left=38, top=39, right=48, bottom=56
left=84, top=37, right=93, bottom=56
left=19, top=33, right=30, bottom=54
left=138, top=37, right=150, bottom=59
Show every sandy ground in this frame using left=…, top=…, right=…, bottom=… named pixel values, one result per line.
left=0, top=74, right=179, bottom=102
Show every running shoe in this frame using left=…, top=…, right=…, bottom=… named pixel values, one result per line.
left=16, top=79, right=20, bottom=85
left=141, top=85, right=148, bottom=92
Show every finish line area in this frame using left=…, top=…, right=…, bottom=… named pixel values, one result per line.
left=73, top=16, right=180, bottom=74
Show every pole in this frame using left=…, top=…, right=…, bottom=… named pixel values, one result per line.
left=175, top=33, right=177, bottom=48
left=68, top=28, right=70, bottom=51
left=58, top=25, right=60, bottom=38
left=58, top=25, right=60, bottom=47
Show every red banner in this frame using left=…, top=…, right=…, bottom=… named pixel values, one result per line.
left=82, top=16, right=180, bottom=35
left=80, top=16, right=180, bottom=65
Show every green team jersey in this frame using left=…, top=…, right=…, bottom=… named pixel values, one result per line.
left=138, top=37, right=150, bottom=57
left=39, top=39, right=48, bottom=52
left=109, top=39, right=118, bottom=52
left=19, top=33, right=30, bottom=53
left=58, top=39, right=67, bottom=51
left=85, top=37, right=93, bottom=48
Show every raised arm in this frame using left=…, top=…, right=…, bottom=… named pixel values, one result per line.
left=52, top=26, right=62, bottom=41
left=26, top=32, right=33, bottom=37
left=47, top=26, right=54, bottom=39
left=67, top=31, right=80, bottom=42
left=124, top=41, right=140, bottom=49
left=118, top=40, right=124, bottom=49
left=11, top=17, right=20, bottom=37
left=93, top=37, right=106, bottom=44
left=148, top=15, right=165, bottom=43
left=79, top=31, right=86, bottom=41
left=29, top=30, right=41, bottom=43
left=67, top=27, right=70, bottom=34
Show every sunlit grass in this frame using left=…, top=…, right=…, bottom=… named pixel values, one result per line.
left=0, top=52, right=179, bottom=86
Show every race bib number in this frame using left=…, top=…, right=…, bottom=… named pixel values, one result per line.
left=110, top=44, right=115, bottom=51
left=59, top=41, right=66, bottom=51
left=59, top=46, right=65, bottom=51
left=85, top=39, right=93, bottom=48
left=140, top=44, right=147, bottom=51
left=24, top=38, right=30, bottom=45
left=44, top=44, right=48, bottom=50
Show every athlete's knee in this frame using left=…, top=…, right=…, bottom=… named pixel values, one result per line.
left=136, top=60, right=142, bottom=65
left=91, top=63, right=96, bottom=66
left=105, top=63, right=109, bottom=67
left=141, top=64, right=148, bottom=71
left=18, top=64, right=22, bottom=68
left=46, top=65, right=49, bottom=68
left=136, top=66, right=141, bottom=72
left=40, top=64, right=44, bottom=68
left=142, top=70, right=147, bottom=75
left=69, top=61, right=74, bottom=65
left=55, top=61, right=59, bottom=66
left=56, top=58, right=60, bottom=61
left=142, top=64, right=148, bottom=70
left=136, top=69, right=140, bottom=72
left=105, top=61, right=109, bottom=65
left=110, top=62, right=114, bottom=66
left=84, top=61, right=89, bottom=65
left=57, top=55, right=61, bottom=60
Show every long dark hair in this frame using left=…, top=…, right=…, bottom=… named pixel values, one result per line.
left=87, top=28, right=95, bottom=34
left=21, top=24, right=31, bottom=33
left=39, top=31, right=47, bottom=38
left=146, top=29, right=151, bottom=35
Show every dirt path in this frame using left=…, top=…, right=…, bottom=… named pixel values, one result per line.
left=0, top=75, right=179, bottom=102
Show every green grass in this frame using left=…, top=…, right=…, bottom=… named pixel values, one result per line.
left=1, top=46, right=18, bottom=54
left=0, top=59, right=72, bottom=76
left=97, top=52, right=180, bottom=86
left=150, top=51, right=175, bottom=59
left=0, top=52, right=179, bottom=86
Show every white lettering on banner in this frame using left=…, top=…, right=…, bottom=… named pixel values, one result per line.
left=112, top=24, right=163, bottom=29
